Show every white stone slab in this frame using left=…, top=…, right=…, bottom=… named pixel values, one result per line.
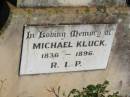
left=20, top=24, right=117, bottom=75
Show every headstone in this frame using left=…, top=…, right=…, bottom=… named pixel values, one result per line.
left=19, top=24, right=117, bottom=75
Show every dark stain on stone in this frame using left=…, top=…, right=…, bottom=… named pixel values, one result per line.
left=81, top=13, right=116, bottom=24
left=114, top=21, right=130, bottom=72
left=119, top=80, right=123, bottom=89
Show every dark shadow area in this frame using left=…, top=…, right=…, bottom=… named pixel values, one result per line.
left=7, top=0, right=17, bottom=6
left=0, top=1, right=10, bottom=30
left=126, top=0, right=130, bottom=6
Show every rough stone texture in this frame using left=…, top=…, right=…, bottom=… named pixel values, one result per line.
left=17, top=0, right=126, bottom=7
left=0, top=6, right=130, bottom=97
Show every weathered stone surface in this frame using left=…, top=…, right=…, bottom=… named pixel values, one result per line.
left=17, top=0, right=126, bottom=7
left=0, top=6, right=130, bottom=97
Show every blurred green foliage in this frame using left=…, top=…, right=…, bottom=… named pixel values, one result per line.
left=48, top=81, right=121, bottom=97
